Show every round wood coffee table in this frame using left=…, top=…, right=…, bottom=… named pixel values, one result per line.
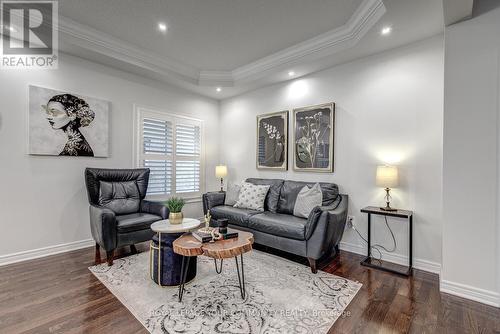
left=173, top=229, right=254, bottom=302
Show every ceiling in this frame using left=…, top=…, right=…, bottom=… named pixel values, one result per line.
left=59, top=0, right=364, bottom=70
left=56, top=0, right=446, bottom=99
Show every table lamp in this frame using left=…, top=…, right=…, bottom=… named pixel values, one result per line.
left=376, top=165, right=398, bottom=211
left=215, top=165, right=227, bottom=192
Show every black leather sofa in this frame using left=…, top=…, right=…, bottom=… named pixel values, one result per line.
left=203, top=178, right=348, bottom=273
left=85, top=168, right=168, bottom=265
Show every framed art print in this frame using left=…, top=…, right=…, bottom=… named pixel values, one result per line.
left=28, top=85, right=110, bottom=157
left=293, top=102, right=335, bottom=172
left=256, top=110, right=288, bottom=170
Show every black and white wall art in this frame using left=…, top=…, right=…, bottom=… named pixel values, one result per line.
left=28, top=85, right=109, bottom=157
left=256, top=110, right=288, bottom=170
left=293, top=102, right=335, bottom=172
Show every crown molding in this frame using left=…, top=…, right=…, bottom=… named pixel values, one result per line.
left=55, top=0, right=385, bottom=88
left=58, top=16, right=200, bottom=83
left=198, top=70, right=234, bottom=86
left=231, top=0, right=385, bottom=83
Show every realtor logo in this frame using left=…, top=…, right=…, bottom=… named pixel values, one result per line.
left=1, top=0, right=58, bottom=69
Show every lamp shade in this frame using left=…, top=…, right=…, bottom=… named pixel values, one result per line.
left=376, top=165, right=398, bottom=188
left=215, top=165, right=228, bottom=178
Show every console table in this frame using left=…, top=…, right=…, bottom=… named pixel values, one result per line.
left=360, top=206, right=413, bottom=276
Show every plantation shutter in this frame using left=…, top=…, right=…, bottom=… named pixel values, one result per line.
left=175, top=123, right=201, bottom=193
left=143, top=118, right=173, bottom=155
left=144, top=160, right=172, bottom=195
left=136, top=108, right=203, bottom=197
left=141, top=118, right=173, bottom=195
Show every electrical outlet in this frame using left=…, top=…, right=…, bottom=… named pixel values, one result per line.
left=346, top=215, right=355, bottom=229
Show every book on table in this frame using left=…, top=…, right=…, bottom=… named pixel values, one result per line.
left=192, top=229, right=213, bottom=243
left=222, top=231, right=238, bottom=240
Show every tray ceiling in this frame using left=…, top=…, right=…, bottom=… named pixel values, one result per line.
left=54, top=0, right=444, bottom=98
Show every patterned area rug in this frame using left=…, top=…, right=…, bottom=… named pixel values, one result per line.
left=89, top=250, right=361, bottom=334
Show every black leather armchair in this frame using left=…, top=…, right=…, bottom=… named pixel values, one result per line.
left=85, top=168, right=168, bottom=265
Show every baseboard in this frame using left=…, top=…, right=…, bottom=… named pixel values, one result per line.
left=440, top=280, right=500, bottom=307
left=0, top=239, right=94, bottom=266
left=339, top=241, right=442, bottom=274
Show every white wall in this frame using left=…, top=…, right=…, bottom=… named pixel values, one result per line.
left=220, top=36, right=444, bottom=272
left=442, top=2, right=500, bottom=306
left=0, top=54, right=220, bottom=262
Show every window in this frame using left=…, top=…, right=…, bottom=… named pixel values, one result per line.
left=135, top=107, right=204, bottom=198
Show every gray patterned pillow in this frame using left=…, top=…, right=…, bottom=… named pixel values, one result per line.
left=234, top=182, right=270, bottom=211
left=224, top=183, right=241, bottom=206
left=293, top=183, right=323, bottom=218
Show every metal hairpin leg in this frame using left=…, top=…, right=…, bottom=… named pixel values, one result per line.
left=235, top=254, right=246, bottom=299
left=178, top=256, right=191, bottom=302
left=214, top=259, right=224, bottom=274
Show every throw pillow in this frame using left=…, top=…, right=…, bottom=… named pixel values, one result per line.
left=234, top=182, right=270, bottom=211
left=224, top=183, right=241, bottom=206
left=293, top=183, right=323, bottom=218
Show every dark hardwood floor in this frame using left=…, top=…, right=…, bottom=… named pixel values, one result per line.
left=0, top=243, right=499, bottom=334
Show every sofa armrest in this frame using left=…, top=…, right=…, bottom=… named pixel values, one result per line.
left=306, top=195, right=349, bottom=259
left=304, top=196, right=341, bottom=238
left=89, top=204, right=117, bottom=251
left=141, top=200, right=169, bottom=219
left=202, top=191, right=226, bottom=214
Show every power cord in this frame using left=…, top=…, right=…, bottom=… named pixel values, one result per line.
left=351, top=216, right=397, bottom=263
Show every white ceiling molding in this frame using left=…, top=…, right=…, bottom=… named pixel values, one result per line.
left=55, top=0, right=385, bottom=88
left=199, top=0, right=385, bottom=86
left=198, top=70, right=234, bottom=87
left=231, top=0, right=386, bottom=83
left=58, top=16, right=200, bottom=83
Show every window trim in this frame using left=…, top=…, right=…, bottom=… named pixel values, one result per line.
left=133, top=104, right=205, bottom=201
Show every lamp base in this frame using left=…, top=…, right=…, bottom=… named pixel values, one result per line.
left=381, top=189, right=397, bottom=211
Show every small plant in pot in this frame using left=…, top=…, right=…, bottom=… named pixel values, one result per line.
left=165, top=197, right=185, bottom=225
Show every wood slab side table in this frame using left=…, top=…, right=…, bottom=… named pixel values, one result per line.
left=173, top=229, right=254, bottom=302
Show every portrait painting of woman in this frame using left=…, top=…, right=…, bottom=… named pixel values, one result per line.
left=29, top=86, right=109, bottom=157
left=43, top=94, right=95, bottom=156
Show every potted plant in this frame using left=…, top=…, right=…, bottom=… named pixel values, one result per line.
left=165, top=197, right=185, bottom=225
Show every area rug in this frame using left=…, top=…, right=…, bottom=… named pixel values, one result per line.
left=89, top=250, right=361, bottom=334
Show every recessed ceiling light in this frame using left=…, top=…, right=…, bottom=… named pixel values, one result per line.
left=158, top=22, right=168, bottom=33
left=381, top=26, right=392, bottom=35
left=216, top=87, right=221, bottom=92
left=288, top=71, right=295, bottom=76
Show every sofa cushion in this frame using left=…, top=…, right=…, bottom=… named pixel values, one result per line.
left=210, top=205, right=260, bottom=227
left=116, top=213, right=161, bottom=233
left=234, top=182, right=270, bottom=211
left=99, top=180, right=141, bottom=215
left=278, top=180, right=339, bottom=215
left=224, top=183, right=241, bottom=206
left=248, top=212, right=307, bottom=240
left=293, top=183, right=323, bottom=218
left=246, top=178, right=284, bottom=213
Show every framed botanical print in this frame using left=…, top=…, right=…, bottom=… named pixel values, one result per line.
left=256, top=111, right=288, bottom=170
left=293, top=102, right=335, bottom=172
